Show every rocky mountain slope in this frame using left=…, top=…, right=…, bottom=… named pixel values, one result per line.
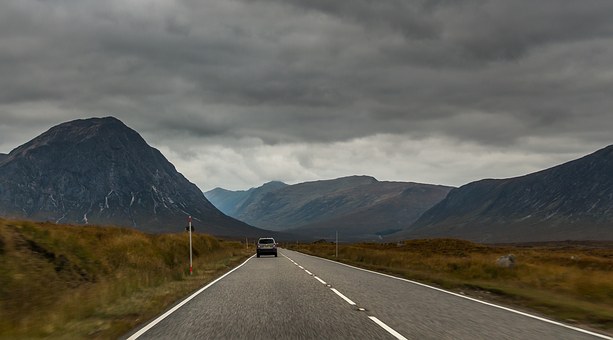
left=207, top=176, right=452, bottom=241
left=403, top=145, right=613, bottom=243
left=0, top=117, right=268, bottom=237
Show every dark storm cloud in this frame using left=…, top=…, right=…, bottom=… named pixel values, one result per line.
left=1, top=0, right=612, bottom=189
left=262, top=0, right=613, bottom=63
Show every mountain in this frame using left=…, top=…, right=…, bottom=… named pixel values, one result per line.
left=208, top=176, right=452, bottom=241
left=291, top=183, right=453, bottom=241
left=0, top=153, right=7, bottom=163
left=403, top=145, right=613, bottom=243
left=205, top=181, right=287, bottom=216
left=0, top=117, right=268, bottom=237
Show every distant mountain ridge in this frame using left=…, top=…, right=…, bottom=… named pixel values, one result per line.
left=205, top=181, right=287, bottom=217
left=206, top=176, right=453, bottom=241
left=0, top=117, right=268, bottom=237
left=403, top=145, right=613, bottom=242
left=9, top=118, right=610, bottom=243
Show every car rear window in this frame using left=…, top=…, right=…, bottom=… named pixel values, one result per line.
left=259, top=238, right=275, bottom=244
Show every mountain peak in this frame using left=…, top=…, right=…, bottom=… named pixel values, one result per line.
left=39, top=116, right=134, bottom=142
left=260, top=181, right=288, bottom=190
left=0, top=117, right=264, bottom=236
left=300, top=175, right=378, bottom=187
left=42, top=116, right=127, bottom=135
left=6, top=117, right=142, bottom=161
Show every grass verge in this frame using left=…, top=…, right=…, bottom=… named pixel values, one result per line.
left=286, top=239, right=613, bottom=335
left=0, top=218, right=253, bottom=339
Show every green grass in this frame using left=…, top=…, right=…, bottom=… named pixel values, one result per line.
left=286, top=239, right=613, bottom=334
left=0, top=218, right=253, bottom=339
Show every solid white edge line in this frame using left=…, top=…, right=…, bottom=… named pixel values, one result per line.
left=330, top=288, right=356, bottom=305
left=126, top=255, right=255, bottom=340
left=314, top=276, right=327, bottom=285
left=288, top=250, right=613, bottom=340
left=369, top=316, right=408, bottom=340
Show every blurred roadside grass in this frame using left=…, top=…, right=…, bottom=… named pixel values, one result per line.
left=287, top=239, right=613, bottom=334
left=0, top=218, right=252, bottom=339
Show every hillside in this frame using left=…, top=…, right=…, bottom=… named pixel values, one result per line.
left=209, top=176, right=452, bottom=241
left=287, top=240, right=613, bottom=333
left=0, top=218, right=252, bottom=338
left=403, top=145, right=613, bottom=242
left=291, top=183, right=453, bottom=241
left=0, top=117, right=267, bottom=237
left=205, top=181, right=287, bottom=216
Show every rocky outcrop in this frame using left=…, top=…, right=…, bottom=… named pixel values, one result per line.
left=496, top=254, right=516, bottom=268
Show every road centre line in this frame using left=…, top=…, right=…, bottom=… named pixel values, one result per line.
left=330, top=288, right=357, bottom=305
left=304, top=269, right=313, bottom=275
left=283, top=252, right=411, bottom=339
left=292, top=250, right=613, bottom=340
left=314, top=276, right=327, bottom=285
left=369, top=316, right=409, bottom=340
left=126, top=255, right=255, bottom=340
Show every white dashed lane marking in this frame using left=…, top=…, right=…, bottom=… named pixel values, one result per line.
left=330, top=288, right=357, bottom=306
left=369, top=316, right=409, bottom=340
left=282, top=252, right=407, bottom=340
left=295, top=251, right=613, bottom=340
left=314, top=276, right=327, bottom=285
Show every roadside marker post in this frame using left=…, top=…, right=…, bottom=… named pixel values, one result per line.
left=336, top=230, right=338, bottom=258
left=187, top=216, right=193, bottom=275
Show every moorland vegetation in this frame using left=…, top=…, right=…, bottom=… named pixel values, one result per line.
left=0, top=218, right=252, bottom=338
left=287, top=239, right=613, bottom=333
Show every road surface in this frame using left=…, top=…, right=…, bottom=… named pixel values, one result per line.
left=126, top=249, right=611, bottom=339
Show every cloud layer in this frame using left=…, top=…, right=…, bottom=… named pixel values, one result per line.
left=1, top=0, right=612, bottom=190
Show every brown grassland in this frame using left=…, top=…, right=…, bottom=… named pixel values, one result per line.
left=286, top=239, right=613, bottom=335
left=1, top=217, right=611, bottom=338
left=0, top=218, right=252, bottom=339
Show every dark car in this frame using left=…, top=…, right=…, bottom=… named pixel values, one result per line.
left=257, top=238, right=277, bottom=257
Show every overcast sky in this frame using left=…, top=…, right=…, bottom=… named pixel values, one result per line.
left=1, top=0, right=612, bottom=191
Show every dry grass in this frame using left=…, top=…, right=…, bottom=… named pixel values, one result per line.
left=0, top=218, right=252, bottom=339
left=287, top=239, right=613, bottom=333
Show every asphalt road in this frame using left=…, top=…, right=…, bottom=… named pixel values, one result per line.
left=127, top=249, right=611, bottom=340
